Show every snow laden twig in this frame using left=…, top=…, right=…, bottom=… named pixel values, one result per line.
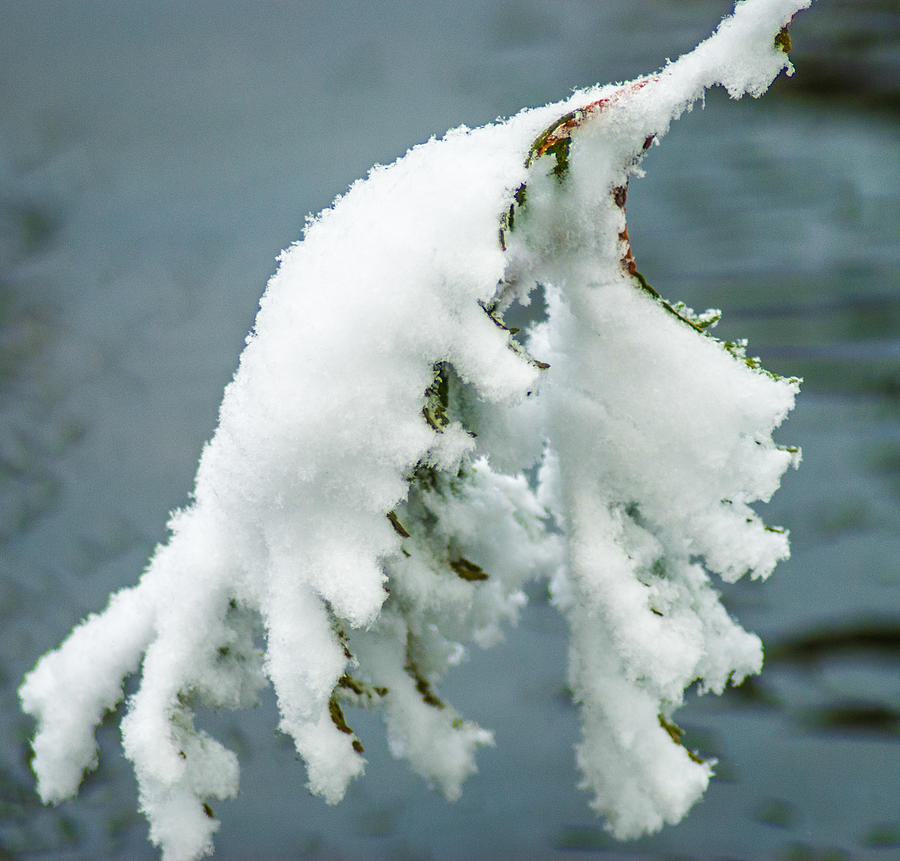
left=20, top=0, right=810, bottom=857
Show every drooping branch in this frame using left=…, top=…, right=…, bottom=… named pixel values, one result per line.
left=19, top=3, right=810, bottom=858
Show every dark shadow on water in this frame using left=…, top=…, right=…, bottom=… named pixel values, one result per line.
left=767, top=619, right=900, bottom=664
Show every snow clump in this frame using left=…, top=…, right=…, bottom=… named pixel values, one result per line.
left=20, top=0, right=811, bottom=857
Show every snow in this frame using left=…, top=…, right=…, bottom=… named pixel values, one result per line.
left=19, top=1, right=811, bottom=857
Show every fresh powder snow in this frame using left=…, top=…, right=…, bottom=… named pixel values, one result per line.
left=20, top=1, right=812, bottom=858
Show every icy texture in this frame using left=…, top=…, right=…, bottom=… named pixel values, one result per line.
left=20, top=0, right=810, bottom=857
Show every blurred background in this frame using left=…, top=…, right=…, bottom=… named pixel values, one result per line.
left=1, top=1, right=897, bottom=858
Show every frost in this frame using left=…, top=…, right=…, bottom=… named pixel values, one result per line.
left=20, top=1, right=811, bottom=857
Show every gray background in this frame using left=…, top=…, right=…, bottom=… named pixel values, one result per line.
left=1, top=1, right=897, bottom=858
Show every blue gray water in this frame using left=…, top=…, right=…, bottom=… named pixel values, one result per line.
left=1, top=1, right=897, bottom=858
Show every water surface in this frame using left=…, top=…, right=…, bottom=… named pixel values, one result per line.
left=1, top=2, right=897, bottom=858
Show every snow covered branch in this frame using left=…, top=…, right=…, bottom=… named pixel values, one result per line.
left=20, top=1, right=811, bottom=857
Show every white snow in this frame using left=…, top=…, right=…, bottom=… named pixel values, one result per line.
left=19, top=1, right=811, bottom=857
